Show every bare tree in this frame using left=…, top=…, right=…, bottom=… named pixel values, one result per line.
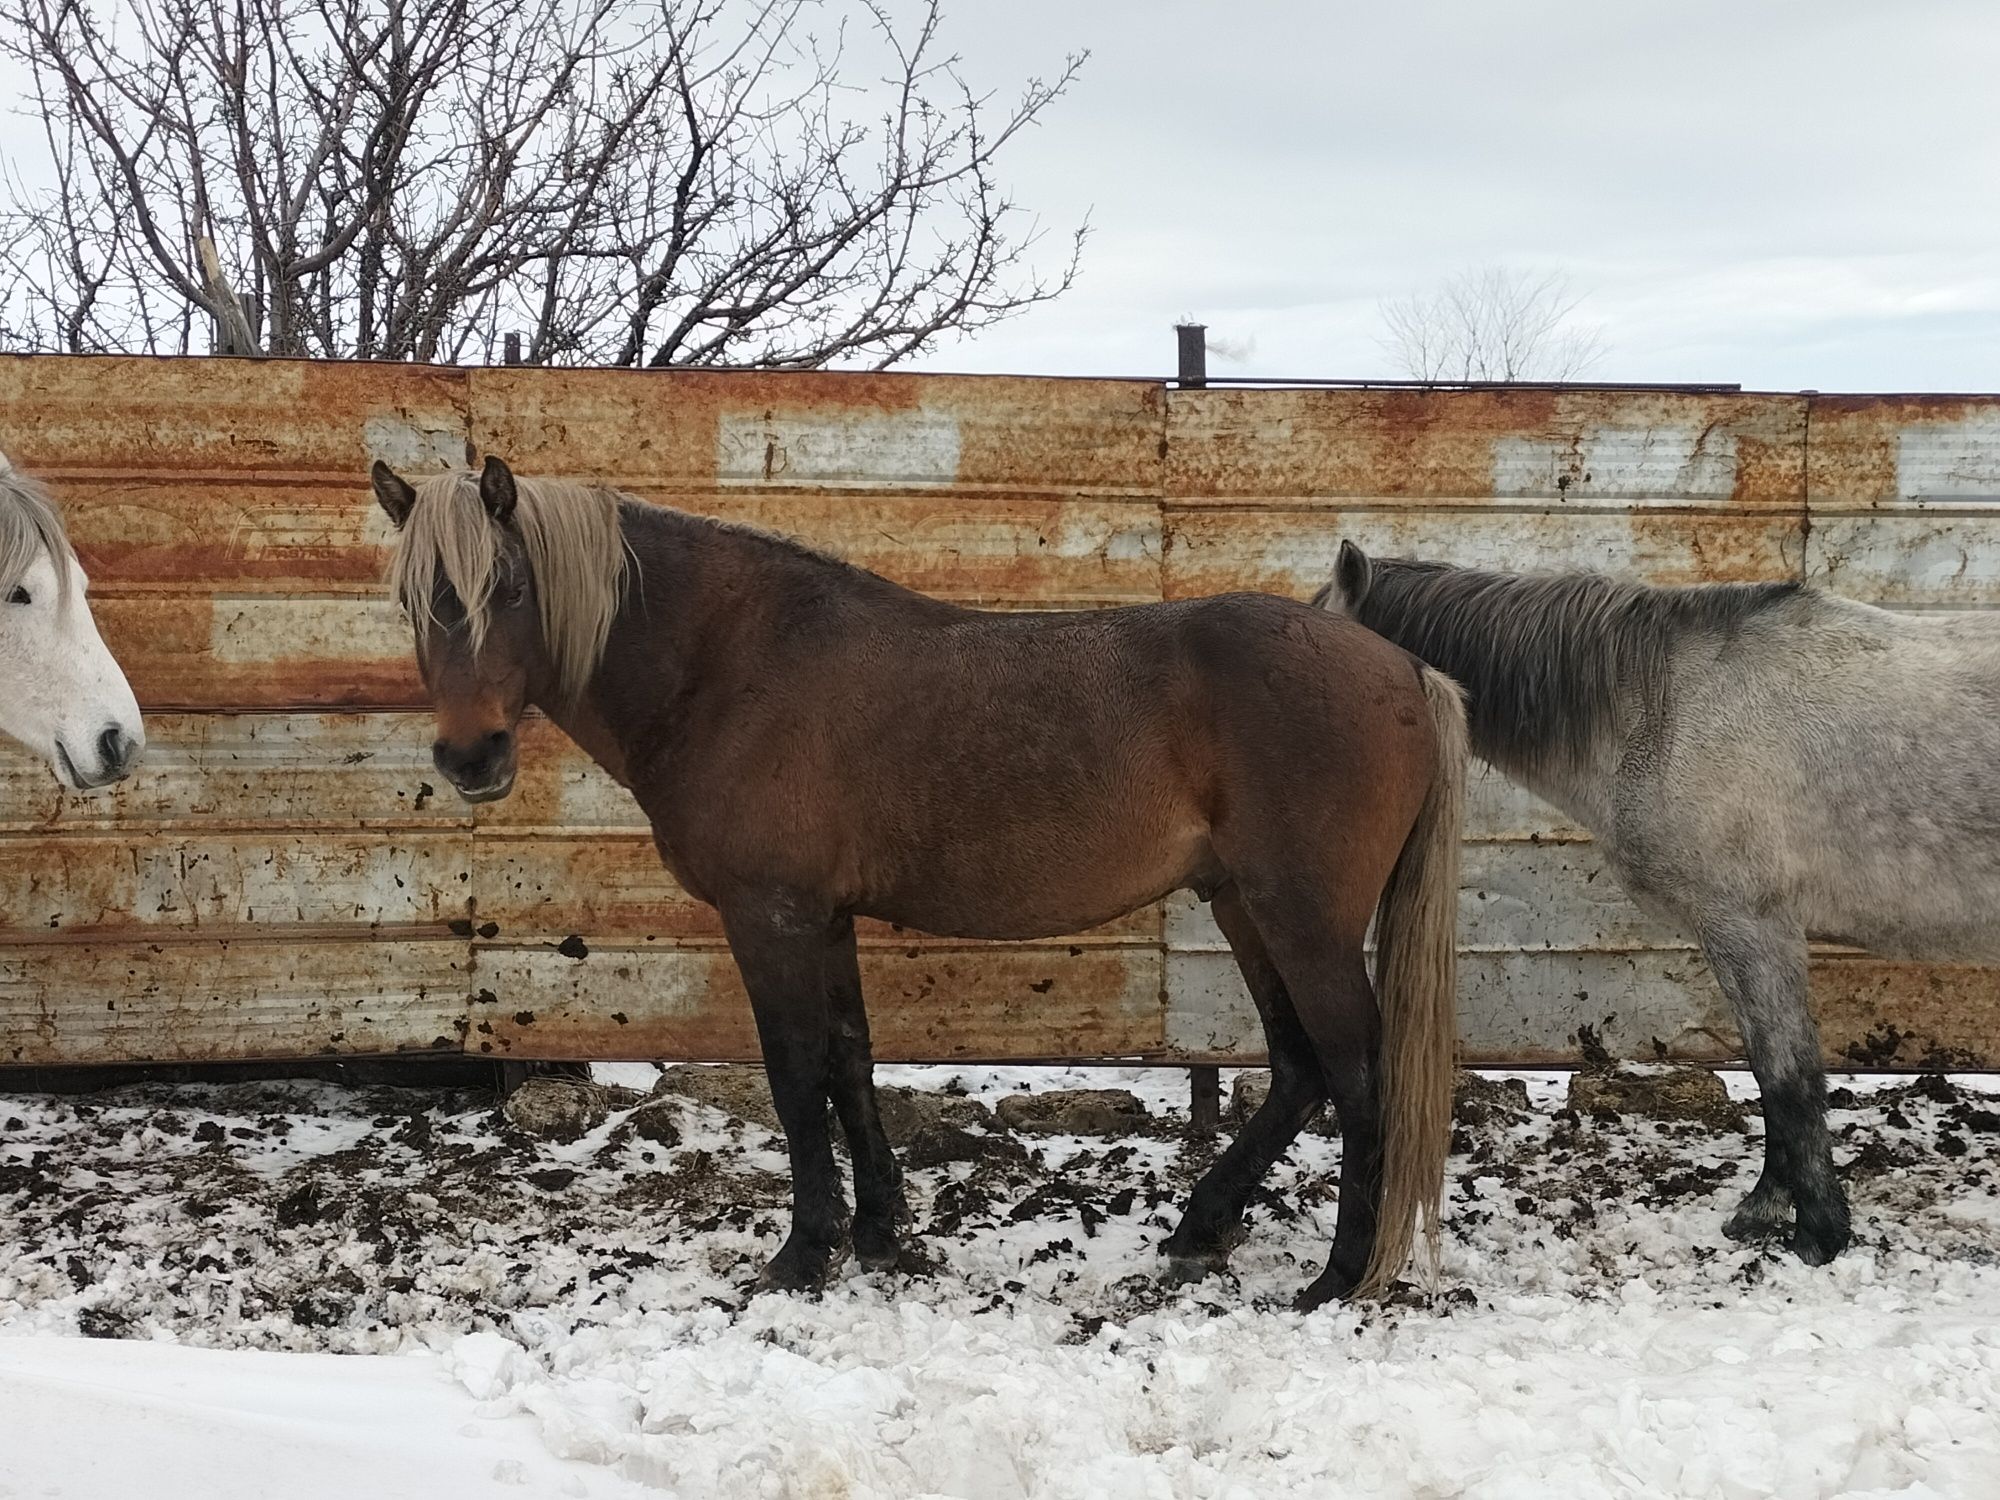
left=1379, top=267, right=1605, bottom=383
left=0, top=0, right=1085, bottom=366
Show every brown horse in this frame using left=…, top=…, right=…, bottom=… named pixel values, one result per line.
left=371, top=456, right=1466, bottom=1307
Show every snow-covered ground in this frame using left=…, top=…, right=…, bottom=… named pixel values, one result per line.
left=1, top=1064, right=1996, bottom=1499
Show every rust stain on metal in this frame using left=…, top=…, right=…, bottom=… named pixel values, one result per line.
left=469, top=369, right=1163, bottom=498
left=477, top=943, right=1164, bottom=1063
left=0, top=355, right=468, bottom=479
left=1166, top=388, right=1805, bottom=509
left=1809, top=957, right=2000, bottom=1068
left=1807, top=395, right=2000, bottom=519
left=0, top=937, right=474, bottom=1066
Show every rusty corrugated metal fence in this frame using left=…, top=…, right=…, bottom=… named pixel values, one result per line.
left=0, top=359, right=1994, bottom=1069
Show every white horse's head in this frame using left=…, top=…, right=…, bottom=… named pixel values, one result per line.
left=0, top=452, right=144, bottom=789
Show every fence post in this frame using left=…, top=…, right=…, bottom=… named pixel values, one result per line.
left=503, top=332, right=523, bottom=366
left=1189, top=1065, right=1222, bottom=1134
left=1175, top=327, right=1223, bottom=1132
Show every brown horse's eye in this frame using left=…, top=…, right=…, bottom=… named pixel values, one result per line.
left=5, top=585, right=28, bottom=606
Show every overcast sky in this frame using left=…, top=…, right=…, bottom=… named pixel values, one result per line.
left=3, top=1, right=1992, bottom=390
left=905, top=0, right=2000, bottom=391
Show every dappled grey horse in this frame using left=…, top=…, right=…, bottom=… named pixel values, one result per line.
left=1319, top=541, right=2000, bottom=1266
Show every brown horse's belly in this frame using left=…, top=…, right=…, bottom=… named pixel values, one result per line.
left=861, top=824, right=1215, bottom=943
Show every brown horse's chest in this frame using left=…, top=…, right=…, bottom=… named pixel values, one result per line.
left=646, top=827, right=713, bottom=908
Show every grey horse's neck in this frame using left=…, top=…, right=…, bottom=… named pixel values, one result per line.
left=1345, top=559, right=1801, bottom=825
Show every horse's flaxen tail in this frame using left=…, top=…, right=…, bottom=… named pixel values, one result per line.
left=1355, top=664, right=1467, bottom=1299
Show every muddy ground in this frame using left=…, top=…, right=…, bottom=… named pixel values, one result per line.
left=0, top=1062, right=1995, bottom=1352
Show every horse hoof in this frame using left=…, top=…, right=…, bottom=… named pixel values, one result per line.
left=853, top=1222, right=901, bottom=1273
left=1292, top=1265, right=1358, bottom=1312
left=1161, top=1252, right=1226, bottom=1288
left=1788, top=1223, right=1849, bottom=1267
left=1722, top=1204, right=1788, bottom=1242
left=753, top=1240, right=836, bottom=1294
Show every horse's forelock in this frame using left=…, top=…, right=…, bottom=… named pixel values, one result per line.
left=0, top=468, right=76, bottom=608
left=387, top=469, right=626, bottom=702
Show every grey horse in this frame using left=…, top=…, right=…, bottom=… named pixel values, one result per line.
left=1318, top=540, right=2000, bottom=1265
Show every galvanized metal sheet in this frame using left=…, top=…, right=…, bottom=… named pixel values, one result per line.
left=0, top=715, right=454, bottom=833
left=90, top=596, right=420, bottom=710
left=469, top=369, right=1165, bottom=497
left=4, top=364, right=1998, bottom=1071
left=0, top=355, right=469, bottom=479
left=1806, top=514, right=2000, bottom=607
left=1806, top=396, right=2000, bottom=509
left=57, top=482, right=1156, bottom=609
left=0, top=832, right=470, bottom=936
left=1165, top=950, right=2000, bottom=1069
left=1166, top=389, right=1806, bottom=508
left=0, top=938, right=474, bottom=1066
left=1804, top=397, right=2000, bottom=606
left=1164, top=510, right=1804, bottom=601
left=473, top=944, right=1166, bottom=1064
left=1164, top=844, right=1692, bottom=958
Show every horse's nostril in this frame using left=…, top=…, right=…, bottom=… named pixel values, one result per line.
left=97, top=724, right=130, bottom=775
left=434, top=736, right=507, bottom=787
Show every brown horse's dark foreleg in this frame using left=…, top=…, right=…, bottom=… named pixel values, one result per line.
left=1162, top=885, right=1326, bottom=1282
left=823, top=918, right=905, bottom=1271
left=722, top=900, right=846, bottom=1293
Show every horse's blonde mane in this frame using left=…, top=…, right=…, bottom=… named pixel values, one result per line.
left=0, top=451, right=75, bottom=608
left=388, top=470, right=626, bottom=702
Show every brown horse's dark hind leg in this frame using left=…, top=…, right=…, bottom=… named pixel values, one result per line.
left=823, top=918, right=906, bottom=1271
left=1238, top=892, right=1383, bottom=1311
left=1161, top=884, right=1326, bottom=1282
left=722, top=900, right=847, bottom=1293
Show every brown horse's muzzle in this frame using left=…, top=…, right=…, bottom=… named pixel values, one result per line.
left=433, top=729, right=517, bottom=803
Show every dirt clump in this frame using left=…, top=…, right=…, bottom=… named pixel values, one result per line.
left=995, top=1088, right=1148, bottom=1137
left=1454, top=1072, right=1533, bottom=1126
left=651, top=1064, right=781, bottom=1132
left=1567, top=1063, right=1744, bottom=1132
left=875, top=1085, right=997, bottom=1145
left=501, top=1076, right=611, bottom=1141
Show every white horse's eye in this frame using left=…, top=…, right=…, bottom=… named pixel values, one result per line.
left=4, top=585, right=28, bottom=606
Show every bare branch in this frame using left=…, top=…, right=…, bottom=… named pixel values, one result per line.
left=1379, top=267, right=1607, bottom=383
left=0, top=0, right=1086, bottom=366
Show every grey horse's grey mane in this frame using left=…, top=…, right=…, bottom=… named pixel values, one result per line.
left=0, top=452, right=74, bottom=607
left=1318, top=559, right=1803, bottom=775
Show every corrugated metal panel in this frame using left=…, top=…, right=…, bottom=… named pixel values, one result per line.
left=1166, top=389, right=1807, bottom=508
left=1, top=362, right=1995, bottom=1069
left=0, top=939, right=473, bottom=1066
left=1807, top=396, right=2000, bottom=608
left=1164, top=511, right=1803, bottom=600
left=475, top=944, right=1165, bottom=1064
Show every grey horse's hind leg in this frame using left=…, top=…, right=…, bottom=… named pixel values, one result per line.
left=1697, top=912, right=1850, bottom=1264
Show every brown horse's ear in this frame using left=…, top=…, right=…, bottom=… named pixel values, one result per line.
left=371, top=460, right=417, bottom=529
left=1335, top=539, right=1374, bottom=610
left=479, top=455, right=519, bottom=526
